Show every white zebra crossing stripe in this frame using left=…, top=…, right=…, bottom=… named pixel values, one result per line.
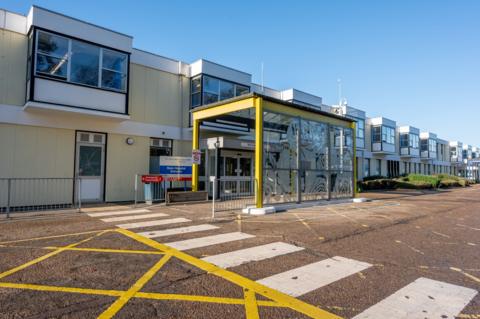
left=257, top=256, right=372, bottom=297
left=166, top=232, right=255, bottom=251
left=201, top=242, right=304, bottom=268
left=87, top=209, right=151, bottom=217
left=117, top=218, right=191, bottom=229
left=137, top=224, right=219, bottom=239
left=352, top=277, right=478, bottom=319
left=100, top=213, right=168, bottom=223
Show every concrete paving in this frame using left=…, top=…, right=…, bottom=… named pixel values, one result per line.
left=0, top=185, right=479, bottom=318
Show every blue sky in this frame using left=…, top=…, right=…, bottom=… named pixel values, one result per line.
left=3, top=0, right=479, bottom=146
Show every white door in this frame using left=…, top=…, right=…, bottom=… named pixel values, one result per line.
left=76, top=132, right=106, bottom=202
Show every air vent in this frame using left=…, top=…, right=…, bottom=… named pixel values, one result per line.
left=80, top=133, right=90, bottom=142
left=161, top=140, right=171, bottom=147
left=93, top=134, right=103, bottom=143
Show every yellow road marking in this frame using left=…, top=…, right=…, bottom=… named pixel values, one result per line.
left=0, top=230, right=110, bottom=280
left=0, top=229, right=114, bottom=245
left=97, top=254, right=172, bottom=319
left=117, top=228, right=342, bottom=319
left=450, top=267, right=480, bottom=284
left=44, top=246, right=164, bottom=255
left=0, top=282, right=122, bottom=297
left=0, top=282, right=280, bottom=307
left=293, top=213, right=324, bottom=240
left=244, top=288, right=260, bottom=319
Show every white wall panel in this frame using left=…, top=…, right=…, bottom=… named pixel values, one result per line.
left=34, top=78, right=126, bottom=113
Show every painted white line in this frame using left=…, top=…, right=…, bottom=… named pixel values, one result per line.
left=202, top=242, right=304, bottom=268
left=87, top=209, right=151, bottom=217
left=166, top=232, right=255, bottom=251
left=100, top=213, right=169, bottom=223
left=117, top=218, right=191, bottom=230
left=353, top=277, right=478, bottom=319
left=257, top=256, right=372, bottom=297
left=137, top=224, right=219, bottom=238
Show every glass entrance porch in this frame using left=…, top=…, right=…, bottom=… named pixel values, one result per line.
left=192, top=94, right=356, bottom=208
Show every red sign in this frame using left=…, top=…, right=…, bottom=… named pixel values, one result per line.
left=141, top=175, right=164, bottom=183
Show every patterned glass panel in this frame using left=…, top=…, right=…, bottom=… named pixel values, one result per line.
left=264, top=169, right=298, bottom=204
left=300, top=120, right=328, bottom=170
left=263, top=112, right=299, bottom=170
left=301, top=170, right=328, bottom=200
left=330, top=171, right=353, bottom=199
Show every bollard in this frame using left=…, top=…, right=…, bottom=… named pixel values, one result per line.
left=6, top=178, right=11, bottom=218
left=211, top=176, right=216, bottom=220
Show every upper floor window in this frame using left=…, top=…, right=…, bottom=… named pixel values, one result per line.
left=372, top=126, right=381, bottom=143
left=429, top=139, right=437, bottom=153
left=400, top=134, right=408, bottom=148
left=35, top=30, right=128, bottom=92
left=409, top=134, right=419, bottom=148
left=190, top=75, right=249, bottom=108
left=381, top=126, right=395, bottom=144
left=356, top=119, right=364, bottom=139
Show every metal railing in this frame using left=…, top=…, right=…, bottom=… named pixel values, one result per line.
left=0, top=178, right=82, bottom=217
left=211, top=177, right=257, bottom=216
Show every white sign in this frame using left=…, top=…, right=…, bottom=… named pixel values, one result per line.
left=160, top=156, right=192, bottom=176
left=192, top=149, right=202, bottom=165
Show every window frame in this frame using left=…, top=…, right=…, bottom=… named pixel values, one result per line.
left=190, top=74, right=250, bottom=108
left=381, top=126, right=395, bottom=144
left=33, top=29, right=129, bottom=94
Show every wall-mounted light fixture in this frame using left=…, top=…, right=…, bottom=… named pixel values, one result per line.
left=126, top=137, right=134, bottom=145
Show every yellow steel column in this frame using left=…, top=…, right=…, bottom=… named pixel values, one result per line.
left=192, top=118, right=200, bottom=192
left=351, top=122, right=357, bottom=197
left=255, top=97, right=263, bottom=208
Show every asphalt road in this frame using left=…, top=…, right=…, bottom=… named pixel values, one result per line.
left=0, top=186, right=479, bottom=319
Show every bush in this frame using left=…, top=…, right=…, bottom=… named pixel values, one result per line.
left=397, top=180, right=434, bottom=189
left=361, top=179, right=398, bottom=190
left=358, top=173, right=472, bottom=191
left=406, top=174, right=440, bottom=188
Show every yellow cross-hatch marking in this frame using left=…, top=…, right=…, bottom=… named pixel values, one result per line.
left=0, top=228, right=342, bottom=319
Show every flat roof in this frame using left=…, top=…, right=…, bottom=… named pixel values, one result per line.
left=191, top=92, right=354, bottom=123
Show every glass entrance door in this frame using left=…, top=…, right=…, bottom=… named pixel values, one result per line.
left=76, top=132, right=106, bottom=202
left=220, top=151, right=253, bottom=196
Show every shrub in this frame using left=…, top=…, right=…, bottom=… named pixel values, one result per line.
left=406, top=174, right=440, bottom=188
left=361, top=179, right=398, bottom=190
left=438, top=179, right=462, bottom=188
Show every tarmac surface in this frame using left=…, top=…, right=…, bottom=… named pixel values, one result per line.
left=0, top=186, right=479, bottom=318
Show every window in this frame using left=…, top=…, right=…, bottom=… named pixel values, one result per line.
left=191, top=76, right=202, bottom=107
left=235, top=84, right=249, bottom=96
left=149, top=138, right=173, bottom=174
left=409, top=134, right=419, bottom=148
left=220, top=81, right=234, bottom=100
left=421, top=139, right=428, bottom=152
left=191, top=75, right=250, bottom=107
left=376, top=159, right=382, bottom=175
left=372, top=126, right=381, bottom=143
left=364, top=158, right=370, bottom=177
left=400, top=134, right=409, bottom=148
left=428, top=139, right=436, bottom=153
left=34, top=30, right=128, bottom=92
left=101, top=49, right=127, bottom=91
left=382, top=126, right=395, bottom=144
left=36, top=32, right=69, bottom=79
left=70, top=41, right=100, bottom=86
left=349, top=117, right=364, bottom=139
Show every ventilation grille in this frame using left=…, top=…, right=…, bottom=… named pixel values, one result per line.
left=151, top=138, right=171, bottom=148
left=80, top=133, right=90, bottom=142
